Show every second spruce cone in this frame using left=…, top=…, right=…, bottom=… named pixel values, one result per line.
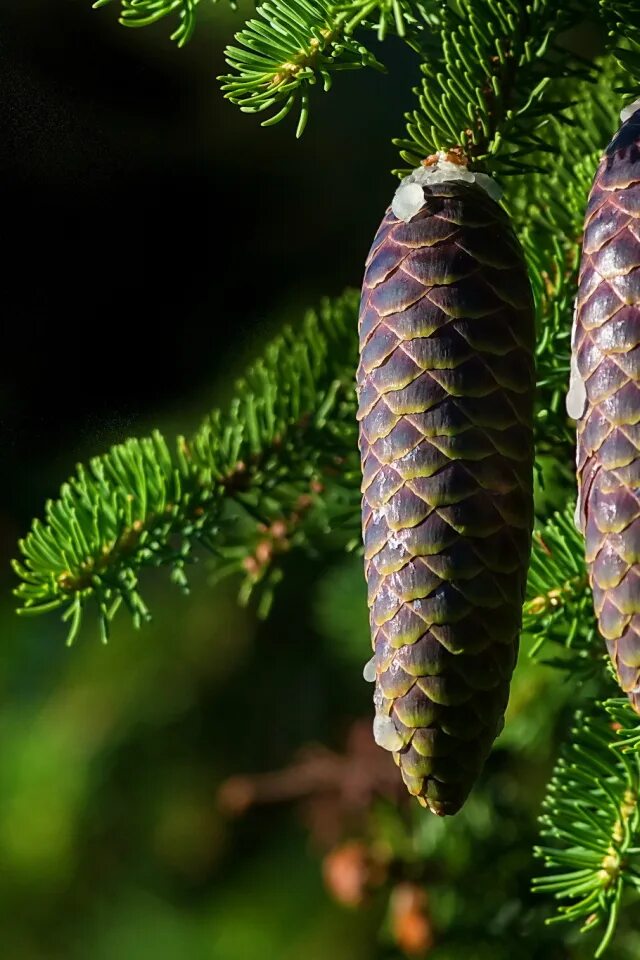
left=573, top=108, right=640, bottom=712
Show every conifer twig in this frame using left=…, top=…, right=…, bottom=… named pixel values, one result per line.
left=395, top=0, right=592, bottom=175
left=533, top=703, right=640, bottom=957
left=13, top=292, right=361, bottom=642
left=93, top=0, right=235, bottom=46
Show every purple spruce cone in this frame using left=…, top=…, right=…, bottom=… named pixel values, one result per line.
left=357, top=171, right=535, bottom=815
left=574, top=108, right=640, bottom=712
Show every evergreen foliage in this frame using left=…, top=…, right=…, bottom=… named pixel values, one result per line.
left=15, top=0, right=640, bottom=954
left=394, top=0, right=591, bottom=175
left=14, top=293, right=360, bottom=640
left=93, top=0, right=234, bottom=46
left=219, top=1, right=417, bottom=137
left=607, top=698, right=640, bottom=753
left=601, top=0, right=640, bottom=88
left=533, top=703, right=640, bottom=957
left=523, top=505, right=598, bottom=677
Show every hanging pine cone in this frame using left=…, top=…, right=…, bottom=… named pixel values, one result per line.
left=357, top=154, right=535, bottom=816
left=573, top=106, right=640, bottom=713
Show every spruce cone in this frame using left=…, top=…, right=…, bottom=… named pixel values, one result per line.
left=357, top=171, right=535, bottom=815
left=574, top=109, right=640, bottom=712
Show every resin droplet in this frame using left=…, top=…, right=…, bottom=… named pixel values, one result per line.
left=620, top=98, right=640, bottom=123
left=566, top=354, right=587, bottom=420
left=473, top=171, right=502, bottom=202
left=574, top=498, right=582, bottom=534
left=363, top=655, right=377, bottom=683
left=392, top=182, right=425, bottom=222
left=373, top=714, right=404, bottom=752
left=392, top=153, right=502, bottom=223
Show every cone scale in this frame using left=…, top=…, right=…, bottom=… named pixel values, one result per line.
left=574, top=109, right=640, bottom=712
left=357, top=168, right=535, bottom=815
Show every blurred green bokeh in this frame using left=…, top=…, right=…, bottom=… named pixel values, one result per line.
left=1, top=541, right=377, bottom=958
left=2, top=529, right=637, bottom=959
left=4, top=496, right=639, bottom=958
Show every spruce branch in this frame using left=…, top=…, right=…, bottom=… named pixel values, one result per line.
left=506, top=61, right=620, bottom=445
left=521, top=227, right=576, bottom=450
left=93, top=0, right=234, bottom=46
left=533, top=702, right=640, bottom=957
left=218, top=0, right=418, bottom=137
left=600, top=0, right=640, bottom=91
left=333, top=0, right=419, bottom=40
left=395, top=0, right=591, bottom=175
left=523, top=505, right=599, bottom=677
left=605, top=698, right=640, bottom=753
left=13, top=292, right=361, bottom=643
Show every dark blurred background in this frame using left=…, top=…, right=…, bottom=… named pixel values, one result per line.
left=0, top=0, right=415, bottom=533
left=0, top=6, right=628, bottom=960
left=0, top=4, right=424, bottom=958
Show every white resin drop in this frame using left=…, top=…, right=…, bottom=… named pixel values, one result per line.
left=391, top=152, right=502, bottom=223
left=472, top=171, right=503, bottom=202
left=392, top=182, right=426, bottom=222
left=566, top=353, right=587, bottom=420
left=373, top=714, right=404, bottom=752
left=574, top=498, right=582, bottom=534
left=621, top=98, right=640, bottom=123
left=387, top=533, right=404, bottom=551
left=363, top=655, right=377, bottom=683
